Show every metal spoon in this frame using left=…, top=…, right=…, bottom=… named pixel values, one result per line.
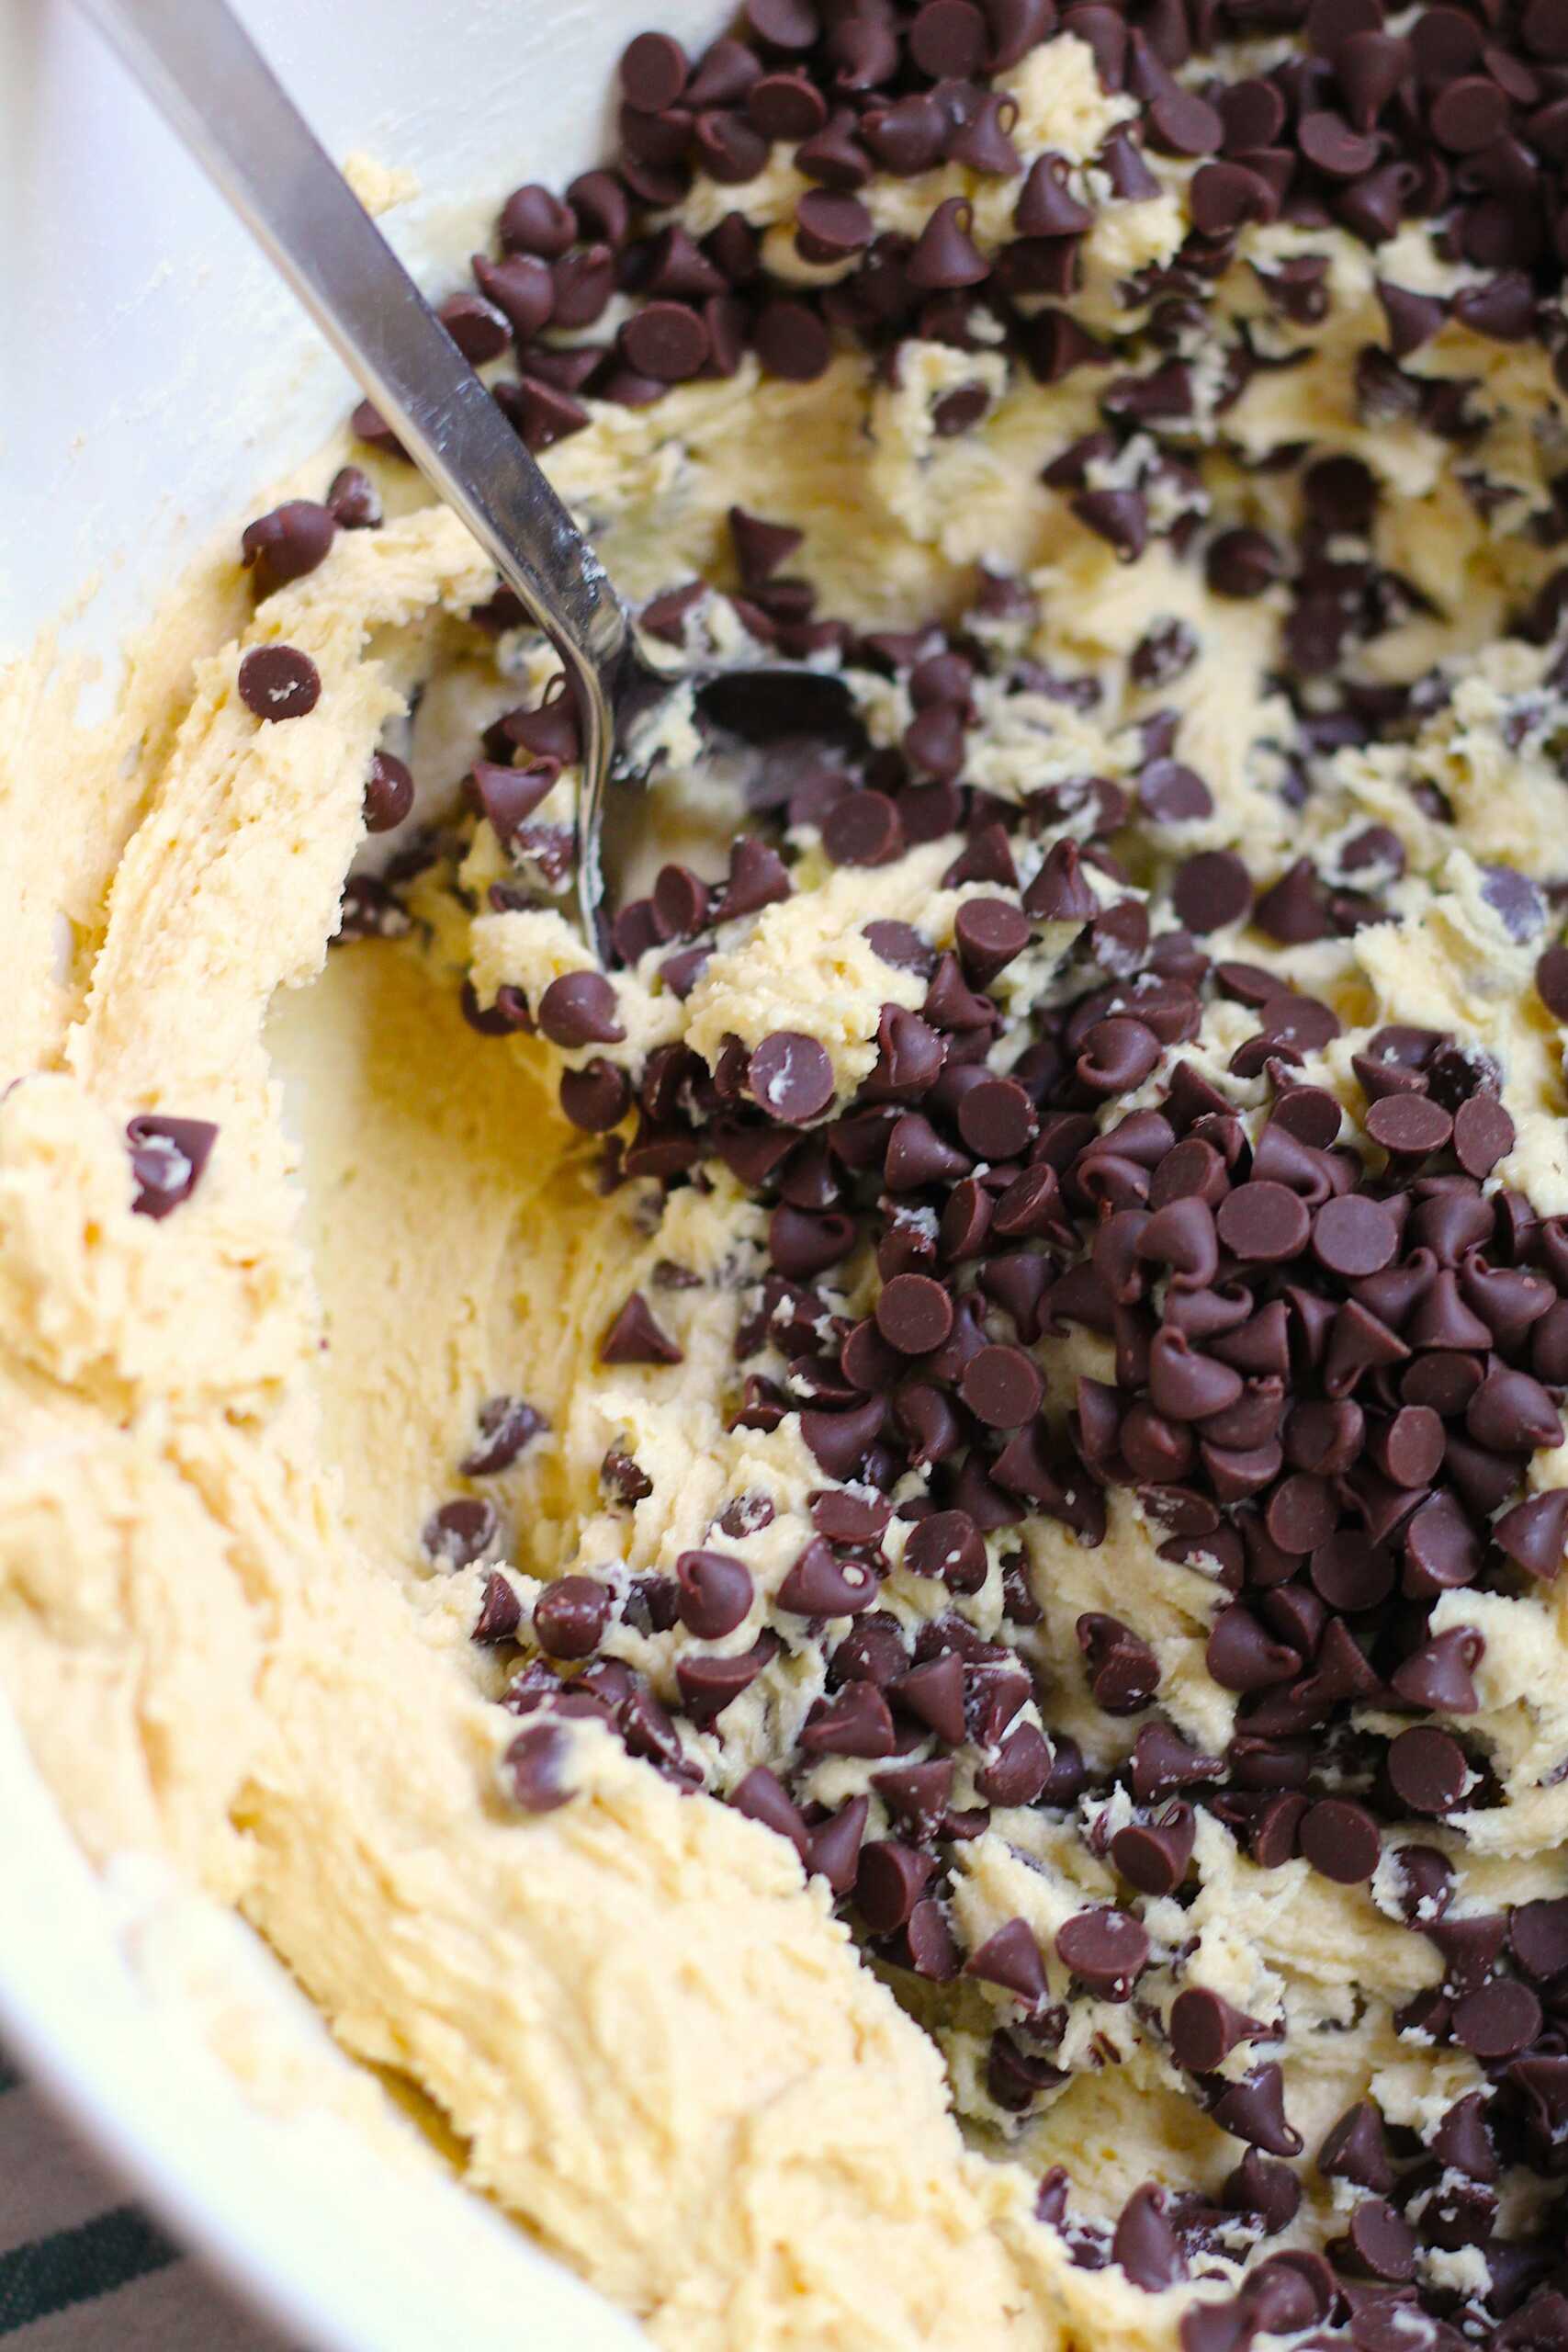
left=76, top=0, right=856, bottom=940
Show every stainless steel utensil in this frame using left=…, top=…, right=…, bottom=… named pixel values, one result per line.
left=76, top=0, right=854, bottom=939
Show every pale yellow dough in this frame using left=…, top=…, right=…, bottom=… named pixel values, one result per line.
left=6, top=60, right=1568, bottom=2351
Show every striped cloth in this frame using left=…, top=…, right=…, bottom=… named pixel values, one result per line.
left=0, top=2050, right=293, bottom=2348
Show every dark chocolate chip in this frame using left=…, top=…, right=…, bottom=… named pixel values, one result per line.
left=241, top=500, right=336, bottom=597
left=601, top=1293, right=683, bottom=1365
left=1055, top=1905, right=1149, bottom=1999
left=461, top=1396, right=547, bottom=1476
left=1387, top=1724, right=1471, bottom=1815
left=534, top=1575, right=612, bottom=1660
left=238, top=643, right=321, bottom=721
left=126, top=1115, right=218, bottom=1218
left=503, top=1721, right=571, bottom=1812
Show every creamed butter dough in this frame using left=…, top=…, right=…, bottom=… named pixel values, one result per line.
left=6, top=3, right=1568, bottom=2348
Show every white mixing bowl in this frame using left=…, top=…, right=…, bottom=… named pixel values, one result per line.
left=0, top=4, right=727, bottom=2342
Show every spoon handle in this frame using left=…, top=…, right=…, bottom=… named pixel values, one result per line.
left=76, top=0, right=627, bottom=864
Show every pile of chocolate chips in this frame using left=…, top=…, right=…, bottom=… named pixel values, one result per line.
left=471, top=876, right=1568, bottom=2339
left=265, top=0, right=1568, bottom=2338
left=335, top=0, right=1568, bottom=453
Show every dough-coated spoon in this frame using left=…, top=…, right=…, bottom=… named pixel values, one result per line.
left=76, top=0, right=856, bottom=940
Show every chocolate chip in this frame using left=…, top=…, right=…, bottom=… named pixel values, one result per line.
left=1205, top=528, right=1281, bottom=599
left=241, top=500, right=336, bottom=597
left=1132, top=1723, right=1224, bottom=1803
left=805, top=1796, right=869, bottom=1894
left=461, top=1396, right=547, bottom=1476
left=1055, top=1905, right=1149, bottom=1999
left=800, top=1679, right=897, bottom=1758
left=1113, top=2184, right=1188, bottom=2292
left=326, top=466, right=381, bottom=529
left=1536, top=944, right=1568, bottom=1020
left=601, top=1293, right=683, bottom=1365
left=1111, top=1802, right=1195, bottom=1896
left=1387, top=1724, right=1470, bottom=1815
left=473, top=1572, right=523, bottom=1645
left=752, top=300, right=833, bottom=381
left=891, top=1651, right=967, bottom=1744
left=535, top=1575, right=612, bottom=1660
left=1015, top=152, right=1093, bottom=236
left=125, top=1114, right=218, bottom=1218
left=538, top=971, right=626, bottom=1048
left=822, top=789, right=904, bottom=867
left=1253, top=859, right=1328, bottom=945
left=959, top=1343, right=1043, bottom=1429
left=1207, top=1604, right=1301, bottom=1692
left=976, top=1721, right=1054, bottom=1804
left=1369, top=1405, right=1445, bottom=1489
left=1025, top=839, right=1101, bottom=921
left=620, top=28, right=688, bottom=110
left=777, top=1536, right=879, bottom=1615
left=674, top=1549, right=753, bottom=1640
left=1072, top=488, right=1147, bottom=562
left=503, top=1721, right=571, bottom=1812
left=886, top=1111, right=970, bottom=1188
left=956, top=1078, right=1035, bottom=1162
left=811, top=1489, right=889, bottom=1546
left=714, top=837, right=791, bottom=924
left=423, top=1498, right=498, bottom=1569
left=238, top=643, right=321, bottom=721
left=500, top=183, right=576, bottom=256
left=965, top=1915, right=1048, bottom=2005
left=730, top=1765, right=809, bottom=1857
left=350, top=398, right=407, bottom=460
left=1468, top=1363, right=1563, bottom=1452
left=1190, top=159, right=1277, bottom=233
left=1077, top=1016, right=1162, bottom=1096
left=954, top=899, right=1031, bottom=989
left=772, top=1205, right=856, bottom=1279
left=1132, top=619, right=1199, bottom=689
left=472, top=757, right=560, bottom=852
left=438, top=290, right=511, bottom=363
left=1147, top=84, right=1223, bottom=155
left=906, top=198, right=990, bottom=289
left=1248, top=1793, right=1307, bottom=1870
left=1139, top=762, right=1213, bottom=825
left=1225, top=2149, right=1301, bottom=2235
left=876, top=1272, right=954, bottom=1354
left=1512, top=1897, right=1568, bottom=1984
left=1483, top=863, right=1547, bottom=942
left=1452, top=1976, right=1543, bottom=2061
left=909, top=0, right=989, bottom=76
left=1218, top=1182, right=1312, bottom=1263
left=1169, top=1986, right=1250, bottom=2072
left=620, top=300, right=710, bottom=381
left=602, top=1449, right=652, bottom=1506
left=1210, top=2064, right=1303, bottom=2157
left=362, top=749, right=414, bottom=834
left=1366, top=1094, right=1452, bottom=1157
left=1299, top=1796, right=1382, bottom=1883
left=560, top=1060, right=632, bottom=1133
left=750, top=1032, right=835, bottom=1122
left=1173, top=852, right=1253, bottom=934
left=1494, top=1489, right=1568, bottom=1580
left=1340, top=2198, right=1416, bottom=2284
left=855, top=1838, right=933, bottom=1932
left=1451, top=1092, right=1514, bottom=1179
left=1299, top=107, right=1380, bottom=175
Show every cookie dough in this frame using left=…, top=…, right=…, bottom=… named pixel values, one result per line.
left=6, top=2, right=1568, bottom=2347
